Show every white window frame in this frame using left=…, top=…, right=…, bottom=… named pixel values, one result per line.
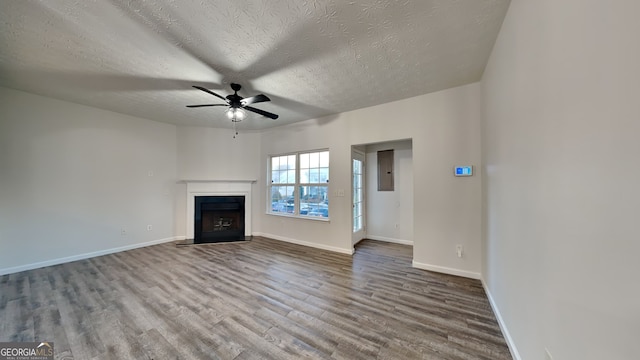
left=268, top=149, right=330, bottom=220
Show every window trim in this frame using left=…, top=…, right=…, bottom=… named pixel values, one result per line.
left=267, top=149, right=330, bottom=220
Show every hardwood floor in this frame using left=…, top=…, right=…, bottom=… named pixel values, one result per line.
left=0, top=237, right=512, bottom=360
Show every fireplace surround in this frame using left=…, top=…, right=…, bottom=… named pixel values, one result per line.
left=194, top=195, right=245, bottom=243
left=184, top=180, right=254, bottom=242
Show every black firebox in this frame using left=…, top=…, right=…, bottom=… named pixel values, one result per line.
left=194, top=196, right=245, bottom=243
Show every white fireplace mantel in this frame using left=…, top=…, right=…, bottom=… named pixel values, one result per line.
left=182, top=180, right=255, bottom=239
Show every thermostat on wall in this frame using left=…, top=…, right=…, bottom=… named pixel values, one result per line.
left=454, top=166, right=473, bottom=177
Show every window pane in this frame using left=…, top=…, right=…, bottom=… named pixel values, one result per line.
left=280, top=156, right=289, bottom=170
left=272, top=169, right=295, bottom=184
left=271, top=186, right=294, bottom=214
left=287, top=169, right=296, bottom=184
left=309, top=168, right=319, bottom=183
left=300, top=153, right=309, bottom=169
left=299, top=186, right=309, bottom=215
left=309, top=152, right=320, bottom=168
left=300, top=185, right=328, bottom=217
left=273, top=155, right=294, bottom=171
left=320, top=151, right=329, bottom=167
left=300, top=169, right=309, bottom=183
left=299, top=151, right=329, bottom=185
left=319, top=167, right=329, bottom=183
left=271, top=187, right=280, bottom=201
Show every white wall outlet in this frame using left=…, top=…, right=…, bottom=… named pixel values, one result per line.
left=394, top=223, right=399, bottom=229
left=544, top=348, right=553, bottom=360
left=337, top=189, right=345, bottom=197
left=147, top=225, right=153, bottom=231
left=148, top=170, right=154, bottom=177
left=121, top=229, right=126, bottom=236
left=456, top=244, right=463, bottom=258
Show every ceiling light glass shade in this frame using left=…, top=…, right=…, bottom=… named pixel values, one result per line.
left=226, top=107, right=246, bottom=121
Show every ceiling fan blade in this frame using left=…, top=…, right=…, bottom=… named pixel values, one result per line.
left=241, top=94, right=270, bottom=106
left=192, top=85, right=228, bottom=102
left=245, top=106, right=279, bottom=119
left=186, top=104, right=228, bottom=108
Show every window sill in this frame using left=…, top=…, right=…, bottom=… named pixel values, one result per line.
left=266, top=212, right=330, bottom=222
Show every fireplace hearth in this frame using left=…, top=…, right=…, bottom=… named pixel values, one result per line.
left=194, top=195, right=246, bottom=243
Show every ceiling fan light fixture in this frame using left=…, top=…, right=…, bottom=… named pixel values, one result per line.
left=226, top=107, right=246, bottom=122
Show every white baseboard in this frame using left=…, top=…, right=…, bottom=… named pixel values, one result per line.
left=253, top=232, right=354, bottom=255
left=0, top=236, right=182, bottom=276
left=482, top=279, right=522, bottom=360
left=411, top=260, right=481, bottom=280
left=366, top=235, right=414, bottom=246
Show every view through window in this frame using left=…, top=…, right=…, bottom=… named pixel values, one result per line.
left=269, top=150, right=329, bottom=218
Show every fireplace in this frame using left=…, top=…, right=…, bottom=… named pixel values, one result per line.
left=195, top=196, right=245, bottom=243
left=184, top=180, right=254, bottom=243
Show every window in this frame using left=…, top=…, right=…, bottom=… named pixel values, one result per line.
left=269, top=150, right=329, bottom=218
left=270, top=154, right=296, bottom=214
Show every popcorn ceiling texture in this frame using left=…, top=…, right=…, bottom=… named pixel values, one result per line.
left=0, top=0, right=510, bottom=129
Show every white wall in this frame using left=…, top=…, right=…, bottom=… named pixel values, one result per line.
left=365, top=140, right=413, bottom=245
left=481, top=1, right=640, bottom=359
left=0, top=87, right=177, bottom=274
left=174, top=126, right=261, bottom=237
left=259, top=83, right=483, bottom=276
left=176, top=126, right=261, bottom=181
left=257, top=117, right=353, bottom=253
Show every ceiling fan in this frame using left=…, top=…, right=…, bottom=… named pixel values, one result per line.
left=186, top=83, right=279, bottom=121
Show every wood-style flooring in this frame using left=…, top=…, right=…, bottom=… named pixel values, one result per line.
left=0, top=237, right=512, bottom=360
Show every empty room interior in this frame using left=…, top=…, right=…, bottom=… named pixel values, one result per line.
left=0, top=1, right=638, bottom=359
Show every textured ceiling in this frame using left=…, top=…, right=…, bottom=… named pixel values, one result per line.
left=0, top=0, right=510, bottom=130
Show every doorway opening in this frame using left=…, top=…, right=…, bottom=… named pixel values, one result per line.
left=351, top=139, right=413, bottom=251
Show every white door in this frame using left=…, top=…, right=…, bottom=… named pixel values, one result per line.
left=352, top=150, right=365, bottom=245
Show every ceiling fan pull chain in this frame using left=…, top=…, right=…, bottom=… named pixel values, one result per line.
left=233, top=119, right=238, bottom=139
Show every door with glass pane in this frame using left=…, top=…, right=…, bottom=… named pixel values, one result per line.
left=352, top=150, right=365, bottom=245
